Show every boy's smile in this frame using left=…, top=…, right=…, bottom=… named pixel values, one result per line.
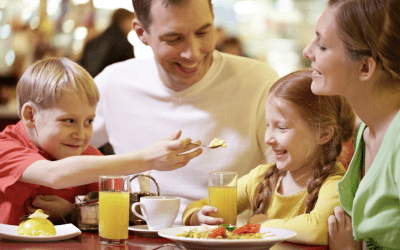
left=30, top=92, right=96, bottom=160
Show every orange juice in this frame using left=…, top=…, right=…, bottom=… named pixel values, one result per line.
left=209, top=186, right=237, bottom=225
left=99, top=191, right=129, bottom=240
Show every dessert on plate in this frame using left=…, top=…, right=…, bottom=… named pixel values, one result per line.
left=17, top=209, right=56, bottom=236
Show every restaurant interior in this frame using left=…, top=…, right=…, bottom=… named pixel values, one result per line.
left=0, top=0, right=324, bottom=121
left=0, top=1, right=357, bottom=249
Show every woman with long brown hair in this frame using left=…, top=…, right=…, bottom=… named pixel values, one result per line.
left=303, top=0, right=400, bottom=248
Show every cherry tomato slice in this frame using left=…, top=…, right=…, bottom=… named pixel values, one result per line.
left=208, top=226, right=226, bottom=238
left=232, top=224, right=261, bottom=234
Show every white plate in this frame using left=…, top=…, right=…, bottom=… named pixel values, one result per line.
left=158, top=226, right=296, bottom=250
left=0, top=223, right=81, bottom=242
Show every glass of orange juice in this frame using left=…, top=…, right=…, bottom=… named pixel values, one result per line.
left=99, top=175, right=130, bottom=245
left=209, top=171, right=238, bottom=225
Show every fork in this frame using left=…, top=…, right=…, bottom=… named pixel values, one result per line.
left=152, top=243, right=187, bottom=250
left=127, top=242, right=187, bottom=250
left=190, top=142, right=223, bottom=149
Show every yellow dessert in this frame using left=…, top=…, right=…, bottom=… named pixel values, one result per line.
left=209, top=138, right=227, bottom=148
left=17, top=209, right=56, bottom=236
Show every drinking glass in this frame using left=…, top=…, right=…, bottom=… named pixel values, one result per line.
left=99, top=175, right=130, bottom=245
left=209, top=171, right=238, bottom=225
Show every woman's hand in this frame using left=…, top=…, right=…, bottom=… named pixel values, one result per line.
left=328, top=206, right=362, bottom=250
left=27, top=195, right=74, bottom=221
left=190, top=206, right=224, bottom=226
left=248, top=214, right=269, bottom=225
left=141, top=130, right=203, bottom=171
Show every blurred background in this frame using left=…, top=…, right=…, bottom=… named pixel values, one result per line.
left=0, top=0, right=325, bottom=118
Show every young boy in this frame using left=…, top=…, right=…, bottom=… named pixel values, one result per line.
left=0, top=57, right=202, bottom=225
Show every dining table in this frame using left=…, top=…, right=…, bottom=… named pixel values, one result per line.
left=0, top=229, right=328, bottom=250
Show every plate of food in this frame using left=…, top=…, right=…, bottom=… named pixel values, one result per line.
left=158, top=224, right=296, bottom=250
left=0, top=209, right=81, bottom=242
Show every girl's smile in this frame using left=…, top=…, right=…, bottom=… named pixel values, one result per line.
left=265, top=96, right=319, bottom=177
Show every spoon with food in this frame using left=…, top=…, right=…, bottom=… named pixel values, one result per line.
left=192, top=138, right=227, bottom=149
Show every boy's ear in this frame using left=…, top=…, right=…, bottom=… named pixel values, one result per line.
left=21, top=103, right=37, bottom=128
left=359, top=56, right=378, bottom=82
left=318, top=125, right=334, bottom=145
left=133, top=19, right=148, bottom=45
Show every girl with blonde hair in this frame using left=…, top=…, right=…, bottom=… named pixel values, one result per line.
left=183, top=70, right=356, bottom=245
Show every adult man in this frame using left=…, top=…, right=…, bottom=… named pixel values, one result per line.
left=91, top=0, right=279, bottom=224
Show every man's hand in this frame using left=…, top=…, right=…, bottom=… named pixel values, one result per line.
left=328, top=206, right=362, bottom=250
left=27, top=195, right=74, bottom=222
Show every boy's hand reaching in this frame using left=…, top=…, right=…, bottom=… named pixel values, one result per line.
left=328, top=206, right=362, bottom=250
left=27, top=195, right=75, bottom=222
left=190, top=206, right=224, bottom=226
left=141, top=130, right=202, bottom=171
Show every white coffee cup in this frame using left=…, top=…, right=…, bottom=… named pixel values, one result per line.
left=132, top=196, right=180, bottom=230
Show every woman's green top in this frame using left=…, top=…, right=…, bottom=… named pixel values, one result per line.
left=338, top=111, right=400, bottom=249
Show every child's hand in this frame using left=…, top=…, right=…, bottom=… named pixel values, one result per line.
left=190, top=206, right=224, bottom=226
left=27, top=195, right=74, bottom=221
left=328, top=206, right=362, bottom=250
left=141, top=130, right=202, bottom=171
left=248, top=214, right=269, bottom=225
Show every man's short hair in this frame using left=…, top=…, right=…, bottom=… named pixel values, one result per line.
left=132, top=0, right=212, bottom=31
left=16, top=57, right=99, bottom=117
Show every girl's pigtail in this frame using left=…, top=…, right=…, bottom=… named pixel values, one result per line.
left=305, top=96, right=355, bottom=213
left=252, top=165, right=282, bottom=215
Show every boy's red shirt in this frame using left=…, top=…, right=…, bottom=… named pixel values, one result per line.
left=0, top=121, right=101, bottom=225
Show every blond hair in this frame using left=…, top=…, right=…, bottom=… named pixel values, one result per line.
left=16, top=57, right=99, bottom=117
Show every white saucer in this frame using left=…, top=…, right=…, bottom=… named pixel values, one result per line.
left=129, top=225, right=180, bottom=237
left=129, top=225, right=159, bottom=236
